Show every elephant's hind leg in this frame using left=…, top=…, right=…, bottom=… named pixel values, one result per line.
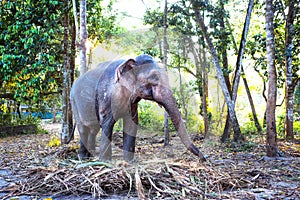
left=87, top=124, right=100, bottom=155
left=79, top=139, right=92, bottom=159
left=77, top=123, right=99, bottom=160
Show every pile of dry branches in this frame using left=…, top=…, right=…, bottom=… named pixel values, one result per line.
left=1, top=158, right=273, bottom=199
left=1, top=132, right=300, bottom=199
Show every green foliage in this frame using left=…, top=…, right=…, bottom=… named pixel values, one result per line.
left=0, top=0, right=120, bottom=108
left=171, top=82, right=203, bottom=133
left=240, top=113, right=264, bottom=137
left=225, top=141, right=257, bottom=152
left=113, top=119, right=123, bottom=132
left=144, top=9, right=164, bottom=28
left=294, top=121, right=300, bottom=138
left=137, top=99, right=202, bottom=133
left=0, top=0, right=64, bottom=104
left=246, top=0, right=300, bottom=87
left=239, top=141, right=257, bottom=152
left=0, top=112, right=39, bottom=127
left=241, top=120, right=258, bottom=136
left=0, top=112, right=47, bottom=137
left=87, top=0, right=122, bottom=44
left=276, top=115, right=300, bottom=139
left=277, top=114, right=285, bottom=139
left=187, top=112, right=204, bottom=133
left=138, top=100, right=164, bottom=131
left=295, top=84, right=300, bottom=116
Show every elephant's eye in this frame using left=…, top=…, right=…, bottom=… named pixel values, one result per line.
left=148, top=73, right=159, bottom=83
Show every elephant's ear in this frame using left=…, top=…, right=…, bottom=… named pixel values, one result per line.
left=115, top=59, right=136, bottom=83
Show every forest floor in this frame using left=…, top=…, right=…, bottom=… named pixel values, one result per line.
left=0, top=122, right=300, bottom=199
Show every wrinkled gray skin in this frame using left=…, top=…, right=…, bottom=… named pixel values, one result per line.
left=70, top=54, right=206, bottom=162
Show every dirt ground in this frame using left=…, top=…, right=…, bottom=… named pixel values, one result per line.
left=0, top=122, right=300, bottom=199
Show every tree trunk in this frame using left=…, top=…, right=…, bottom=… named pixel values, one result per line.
left=201, top=45, right=209, bottom=137
left=79, top=0, right=87, bottom=76
left=221, top=0, right=254, bottom=142
left=242, top=76, right=263, bottom=136
left=180, top=40, right=188, bottom=122
left=72, top=0, right=79, bottom=45
left=178, top=66, right=188, bottom=122
left=68, top=16, right=76, bottom=136
left=187, top=36, right=209, bottom=137
left=219, top=0, right=234, bottom=142
left=163, top=0, right=170, bottom=147
left=191, top=3, right=242, bottom=141
left=61, top=10, right=70, bottom=144
left=284, top=0, right=296, bottom=141
left=52, top=105, right=57, bottom=123
left=154, top=27, right=163, bottom=60
left=16, top=102, right=21, bottom=119
left=265, top=0, right=278, bottom=157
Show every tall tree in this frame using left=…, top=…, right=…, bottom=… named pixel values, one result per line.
left=61, top=8, right=72, bottom=143
left=199, top=38, right=209, bottom=137
left=218, top=0, right=233, bottom=141
left=265, top=0, right=278, bottom=156
left=187, top=36, right=210, bottom=137
left=79, top=0, right=88, bottom=76
left=284, top=0, right=296, bottom=141
left=72, top=0, right=80, bottom=45
left=163, top=0, right=170, bottom=146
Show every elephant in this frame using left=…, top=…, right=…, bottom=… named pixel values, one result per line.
left=70, top=54, right=206, bottom=162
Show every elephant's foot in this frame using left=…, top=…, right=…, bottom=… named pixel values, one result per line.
left=78, top=148, right=93, bottom=160
left=99, top=142, right=112, bottom=161
left=99, top=149, right=112, bottom=161
left=99, top=153, right=112, bottom=162
left=123, top=151, right=135, bottom=162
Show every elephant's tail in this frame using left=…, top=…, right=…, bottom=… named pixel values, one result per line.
left=65, top=123, right=76, bottom=144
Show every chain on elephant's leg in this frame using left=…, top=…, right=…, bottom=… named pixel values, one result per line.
left=122, top=115, right=138, bottom=162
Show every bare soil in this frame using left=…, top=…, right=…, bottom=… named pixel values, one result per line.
left=0, top=122, right=300, bottom=199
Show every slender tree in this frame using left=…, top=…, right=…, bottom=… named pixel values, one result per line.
left=163, top=0, right=170, bottom=146
left=219, top=0, right=233, bottom=141
left=265, top=0, right=278, bottom=156
left=72, top=0, right=79, bottom=45
left=178, top=44, right=188, bottom=122
left=201, top=41, right=209, bottom=137
left=285, top=0, right=296, bottom=141
left=79, top=0, right=88, bottom=75
left=62, top=9, right=71, bottom=143
left=182, top=36, right=210, bottom=137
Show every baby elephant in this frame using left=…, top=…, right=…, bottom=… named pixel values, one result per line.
left=70, top=54, right=206, bottom=162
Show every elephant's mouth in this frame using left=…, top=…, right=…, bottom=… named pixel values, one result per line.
left=135, top=84, right=155, bottom=101
left=130, top=95, right=141, bottom=104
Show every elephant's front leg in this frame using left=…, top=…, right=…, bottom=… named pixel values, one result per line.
left=99, top=116, right=115, bottom=161
left=123, top=115, right=138, bottom=161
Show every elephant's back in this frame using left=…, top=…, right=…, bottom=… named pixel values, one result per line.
left=70, top=59, right=124, bottom=125
left=71, top=59, right=124, bottom=94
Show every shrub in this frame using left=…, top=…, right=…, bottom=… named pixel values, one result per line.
left=294, top=120, right=300, bottom=139
left=138, top=100, right=164, bottom=131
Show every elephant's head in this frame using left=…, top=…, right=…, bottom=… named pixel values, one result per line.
left=115, top=54, right=206, bottom=161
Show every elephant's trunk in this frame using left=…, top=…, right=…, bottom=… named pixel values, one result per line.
left=155, top=87, right=206, bottom=161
